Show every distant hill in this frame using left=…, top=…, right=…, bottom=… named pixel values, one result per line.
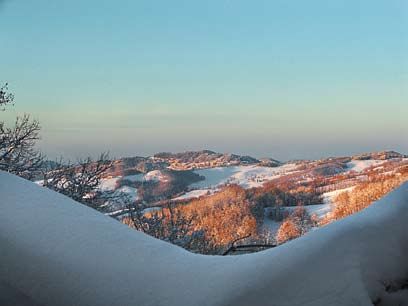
left=258, top=157, right=282, bottom=167
left=351, top=150, right=407, bottom=161
left=102, top=149, right=407, bottom=178
left=153, top=150, right=262, bottom=170
left=103, top=150, right=276, bottom=176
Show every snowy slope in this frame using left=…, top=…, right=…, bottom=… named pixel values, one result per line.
left=260, top=205, right=332, bottom=240
left=322, top=187, right=355, bottom=204
left=173, top=189, right=212, bottom=200
left=100, top=170, right=167, bottom=190
left=171, top=164, right=300, bottom=200
left=1, top=171, right=408, bottom=306
left=190, top=164, right=299, bottom=189
left=115, top=185, right=138, bottom=201
left=99, top=177, right=120, bottom=191
left=284, top=204, right=332, bottom=219
left=346, top=160, right=385, bottom=172
left=144, top=170, right=169, bottom=182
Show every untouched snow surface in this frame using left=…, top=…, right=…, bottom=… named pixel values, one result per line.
left=115, top=185, right=138, bottom=201
left=190, top=164, right=299, bottom=189
left=284, top=204, right=331, bottom=219
left=122, top=173, right=144, bottom=182
left=260, top=205, right=331, bottom=240
left=322, top=187, right=355, bottom=204
left=144, top=170, right=168, bottom=182
left=346, top=160, right=385, bottom=172
left=173, top=189, right=212, bottom=200
left=99, top=177, right=120, bottom=191
left=1, top=171, right=408, bottom=306
left=100, top=170, right=167, bottom=191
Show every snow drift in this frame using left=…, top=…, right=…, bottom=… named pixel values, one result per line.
left=1, top=171, right=407, bottom=306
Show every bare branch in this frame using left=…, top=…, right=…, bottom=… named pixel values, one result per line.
left=43, top=153, right=115, bottom=210
left=0, top=83, right=14, bottom=110
left=0, top=114, right=44, bottom=179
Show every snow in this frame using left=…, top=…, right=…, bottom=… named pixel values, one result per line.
left=115, top=185, right=138, bottom=201
left=1, top=170, right=408, bottom=306
left=99, top=177, right=120, bottom=191
left=141, top=206, right=162, bottom=214
left=284, top=204, right=332, bottom=219
left=105, top=208, right=128, bottom=217
left=122, top=173, right=144, bottom=182
left=173, top=189, right=211, bottom=200
left=144, top=170, right=168, bottom=182
left=100, top=176, right=138, bottom=205
left=346, top=159, right=385, bottom=172
left=190, top=164, right=299, bottom=189
left=260, top=204, right=331, bottom=241
left=259, top=216, right=282, bottom=242
left=322, top=187, right=355, bottom=204
left=101, top=171, right=166, bottom=193
left=101, top=164, right=300, bottom=202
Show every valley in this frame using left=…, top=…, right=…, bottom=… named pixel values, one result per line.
left=94, top=150, right=408, bottom=251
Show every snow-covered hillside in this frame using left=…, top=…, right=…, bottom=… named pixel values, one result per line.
left=1, top=171, right=408, bottom=306
left=99, top=164, right=302, bottom=202
left=261, top=204, right=332, bottom=239
left=322, top=187, right=355, bottom=204
left=347, top=159, right=386, bottom=172
left=97, top=153, right=408, bottom=204
left=190, top=164, right=299, bottom=189
left=171, top=163, right=301, bottom=200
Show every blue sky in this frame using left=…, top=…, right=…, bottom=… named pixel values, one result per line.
left=1, top=0, right=407, bottom=160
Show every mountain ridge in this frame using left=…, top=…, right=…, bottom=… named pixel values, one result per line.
left=105, top=149, right=406, bottom=176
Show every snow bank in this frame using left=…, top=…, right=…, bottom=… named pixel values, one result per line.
left=1, top=171, right=408, bottom=306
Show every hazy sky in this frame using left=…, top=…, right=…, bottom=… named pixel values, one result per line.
left=1, top=0, right=407, bottom=161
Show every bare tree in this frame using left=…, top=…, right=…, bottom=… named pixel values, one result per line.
left=0, top=84, right=44, bottom=179
left=126, top=201, right=170, bottom=238
left=43, top=153, right=117, bottom=211
left=126, top=201, right=210, bottom=252
left=164, top=203, right=195, bottom=246
left=275, top=206, right=314, bottom=245
left=0, top=83, right=14, bottom=110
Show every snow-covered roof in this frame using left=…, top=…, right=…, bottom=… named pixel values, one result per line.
left=1, top=171, right=407, bottom=306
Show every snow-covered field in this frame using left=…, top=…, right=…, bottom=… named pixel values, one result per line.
left=259, top=217, right=282, bottom=242
left=100, top=176, right=139, bottom=204
left=99, top=177, right=121, bottom=191
left=261, top=204, right=332, bottom=241
left=100, top=170, right=168, bottom=192
left=144, top=170, right=169, bottom=182
left=115, top=185, right=138, bottom=201
left=170, top=164, right=300, bottom=201
left=322, top=187, right=355, bottom=204
left=346, top=159, right=386, bottom=172
left=2, top=171, right=408, bottom=306
left=122, top=173, right=144, bottom=182
left=190, top=164, right=299, bottom=189
left=173, top=189, right=212, bottom=200
left=99, top=171, right=167, bottom=203
left=284, top=204, right=332, bottom=218
left=100, top=164, right=302, bottom=202
left=100, top=159, right=402, bottom=203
